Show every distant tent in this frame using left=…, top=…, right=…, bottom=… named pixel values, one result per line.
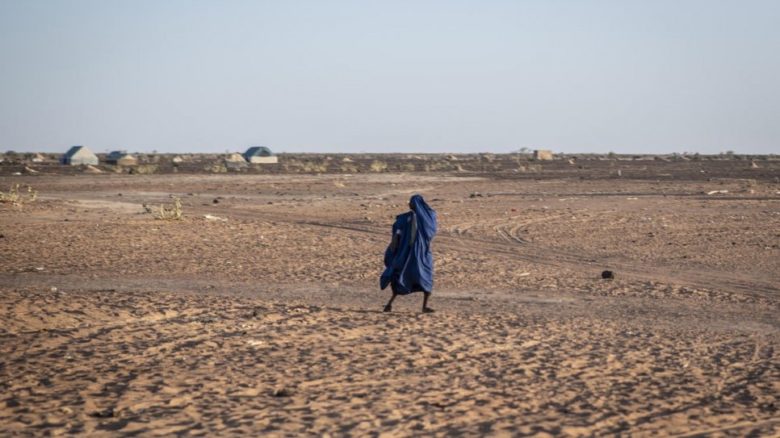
left=533, top=149, right=554, bottom=161
left=61, top=146, right=99, bottom=165
left=106, top=150, right=124, bottom=162
left=244, top=146, right=278, bottom=164
left=106, top=150, right=138, bottom=166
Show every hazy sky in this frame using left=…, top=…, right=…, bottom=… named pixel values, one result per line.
left=1, top=0, right=778, bottom=154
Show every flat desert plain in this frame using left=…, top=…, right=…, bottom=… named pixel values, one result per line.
left=1, top=161, right=779, bottom=436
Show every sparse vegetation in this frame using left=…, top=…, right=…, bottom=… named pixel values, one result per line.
left=2, top=152, right=774, bottom=177
left=423, top=162, right=454, bottom=172
left=339, top=163, right=358, bottom=173
left=370, top=160, right=388, bottom=172
left=282, top=159, right=328, bottom=173
left=152, top=197, right=183, bottom=220
left=0, top=184, right=38, bottom=207
left=301, top=161, right=328, bottom=173
left=205, top=162, right=227, bottom=173
left=130, top=164, right=158, bottom=175
left=516, top=164, right=542, bottom=173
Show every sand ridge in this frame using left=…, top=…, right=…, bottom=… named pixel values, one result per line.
left=1, top=288, right=778, bottom=436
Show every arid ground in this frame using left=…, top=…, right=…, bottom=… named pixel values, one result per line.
left=1, top=158, right=779, bottom=436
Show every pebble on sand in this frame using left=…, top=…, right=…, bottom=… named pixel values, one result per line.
left=89, top=407, right=114, bottom=418
left=272, top=386, right=292, bottom=397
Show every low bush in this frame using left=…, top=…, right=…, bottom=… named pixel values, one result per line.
left=0, top=184, right=38, bottom=206
left=153, top=197, right=183, bottom=220
left=370, top=160, right=388, bottom=172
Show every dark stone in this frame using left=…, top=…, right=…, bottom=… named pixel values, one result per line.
left=96, top=418, right=130, bottom=431
left=601, top=270, right=615, bottom=280
left=90, top=407, right=114, bottom=418
left=272, top=387, right=292, bottom=397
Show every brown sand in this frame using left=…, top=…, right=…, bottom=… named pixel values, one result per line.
left=1, top=166, right=778, bottom=435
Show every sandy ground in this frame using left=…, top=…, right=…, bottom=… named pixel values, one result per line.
left=1, top=165, right=779, bottom=436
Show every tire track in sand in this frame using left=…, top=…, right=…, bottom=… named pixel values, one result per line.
left=197, top=206, right=780, bottom=302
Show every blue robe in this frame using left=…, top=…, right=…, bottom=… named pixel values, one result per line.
left=380, top=195, right=437, bottom=294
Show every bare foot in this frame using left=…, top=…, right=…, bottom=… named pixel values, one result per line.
left=422, top=307, right=434, bottom=313
left=383, top=304, right=392, bottom=312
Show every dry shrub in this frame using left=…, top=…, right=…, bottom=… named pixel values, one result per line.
left=131, top=164, right=158, bottom=175
left=517, top=164, right=542, bottom=173
left=302, top=161, right=328, bottom=173
left=205, top=162, right=227, bottom=173
left=282, top=159, right=302, bottom=173
left=423, top=161, right=454, bottom=172
left=340, top=163, right=358, bottom=173
left=0, top=184, right=38, bottom=207
left=283, top=159, right=328, bottom=173
left=153, top=197, right=183, bottom=220
left=400, top=163, right=416, bottom=172
left=370, top=160, right=388, bottom=172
